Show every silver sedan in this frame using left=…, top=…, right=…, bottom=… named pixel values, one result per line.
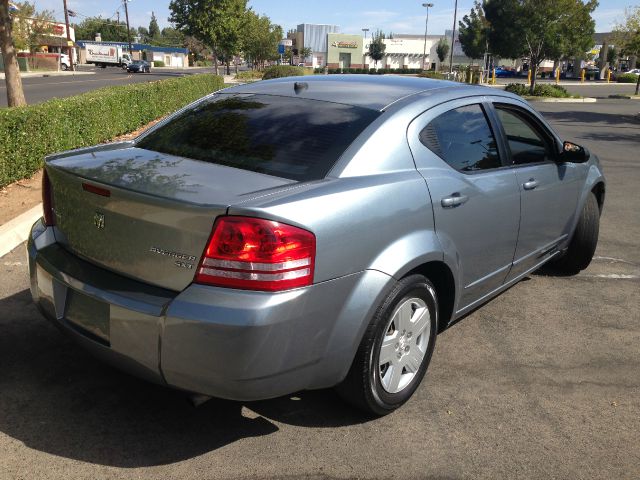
left=28, top=75, right=604, bottom=415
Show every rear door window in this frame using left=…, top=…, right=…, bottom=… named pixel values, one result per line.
left=137, top=94, right=380, bottom=181
left=419, top=104, right=501, bottom=172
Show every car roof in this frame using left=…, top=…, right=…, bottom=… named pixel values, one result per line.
left=222, top=75, right=504, bottom=111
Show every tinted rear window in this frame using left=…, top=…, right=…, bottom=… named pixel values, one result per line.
left=137, top=94, right=380, bottom=181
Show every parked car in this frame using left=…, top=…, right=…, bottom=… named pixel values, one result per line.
left=59, top=53, right=75, bottom=71
left=494, top=67, right=516, bottom=78
left=625, top=68, right=640, bottom=76
left=584, top=66, right=601, bottom=80
left=28, top=76, right=604, bottom=415
left=126, top=60, right=151, bottom=73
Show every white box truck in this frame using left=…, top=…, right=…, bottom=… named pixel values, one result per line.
left=85, top=44, right=132, bottom=68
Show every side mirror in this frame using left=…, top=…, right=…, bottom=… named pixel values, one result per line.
left=559, top=141, right=590, bottom=163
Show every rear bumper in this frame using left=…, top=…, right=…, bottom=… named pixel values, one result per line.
left=28, top=219, right=391, bottom=401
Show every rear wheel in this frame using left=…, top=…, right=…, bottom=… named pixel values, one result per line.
left=549, top=193, right=600, bottom=275
left=336, top=274, right=438, bottom=416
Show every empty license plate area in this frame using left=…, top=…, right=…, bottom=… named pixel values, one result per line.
left=64, top=288, right=110, bottom=346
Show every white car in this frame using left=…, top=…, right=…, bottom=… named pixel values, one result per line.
left=625, top=69, right=640, bottom=75
left=60, top=53, right=74, bottom=71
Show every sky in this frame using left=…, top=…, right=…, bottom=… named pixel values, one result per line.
left=35, top=0, right=633, bottom=37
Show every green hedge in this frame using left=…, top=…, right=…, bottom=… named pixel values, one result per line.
left=0, top=74, right=224, bottom=188
left=262, top=65, right=305, bottom=80
left=152, top=60, right=165, bottom=67
left=505, top=83, right=571, bottom=98
left=235, top=70, right=264, bottom=81
left=318, top=67, right=428, bottom=75
left=418, top=71, right=447, bottom=80
left=616, top=73, right=638, bottom=83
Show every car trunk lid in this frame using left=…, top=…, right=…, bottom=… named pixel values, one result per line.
left=46, top=147, right=294, bottom=291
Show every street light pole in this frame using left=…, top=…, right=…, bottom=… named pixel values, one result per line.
left=62, top=0, right=74, bottom=71
left=421, top=3, right=433, bottom=71
left=123, top=0, right=133, bottom=55
left=448, top=0, right=458, bottom=75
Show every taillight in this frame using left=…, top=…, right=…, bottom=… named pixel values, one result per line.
left=42, top=169, right=55, bottom=226
left=195, top=216, right=316, bottom=292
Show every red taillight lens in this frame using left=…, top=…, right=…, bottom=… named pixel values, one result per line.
left=195, top=216, right=316, bottom=291
left=42, top=169, right=55, bottom=226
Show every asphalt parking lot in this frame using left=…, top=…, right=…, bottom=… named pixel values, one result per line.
left=0, top=99, right=638, bottom=479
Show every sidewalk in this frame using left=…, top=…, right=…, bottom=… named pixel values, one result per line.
left=0, top=70, right=95, bottom=79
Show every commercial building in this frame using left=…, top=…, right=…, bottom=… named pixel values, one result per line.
left=77, top=41, right=189, bottom=68
left=296, top=23, right=340, bottom=67
left=363, top=34, right=444, bottom=70
left=327, top=34, right=364, bottom=69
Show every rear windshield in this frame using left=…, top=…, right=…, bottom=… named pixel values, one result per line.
left=136, top=93, right=380, bottom=181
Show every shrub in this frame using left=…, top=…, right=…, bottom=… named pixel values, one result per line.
left=262, top=65, right=305, bottom=80
left=504, top=83, right=571, bottom=98
left=418, top=71, right=446, bottom=80
left=153, top=60, right=165, bottom=67
left=617, top=73, right=638, bottom=83
left=0, top=74, right=224, bottom=188
left=235, top=70, right=263, bottom=81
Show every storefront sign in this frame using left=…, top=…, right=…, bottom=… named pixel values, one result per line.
left=331, top=41, right=357, bottom=48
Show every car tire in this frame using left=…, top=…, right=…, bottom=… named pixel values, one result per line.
left=549, top=193, right=600, bottom=275
left=61, top=64, right=68, bottom=71
left=336, top=274, right=438, bottom=416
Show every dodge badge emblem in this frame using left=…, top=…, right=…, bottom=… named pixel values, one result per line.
left=93, top=212, right=105, bottom=229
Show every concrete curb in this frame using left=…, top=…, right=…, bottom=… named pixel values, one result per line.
left=608, top=94, right=640, bottom=100
left=0, top=71, right=95, bottom=79
left=525, top=97, right=597, bottom=103
left=0, top=204, right=42, bottom=258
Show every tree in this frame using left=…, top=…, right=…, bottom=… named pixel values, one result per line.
left=11, top=2, right=55, bottom=52
left=137, top=26, right=149, bottom=42
left=160, top=27, right=184, bottom=46
left=368, top=30, right=385, bottom=69
left=242, top=10, right=281, bottom=69
left=458, top=1, right=488, bottom=61
left=169, top=0, right=247, bottom=75
left=148, top=11, right=160, bottom=39
left=484, top=0, right=598, bottom=94
left=184, top=35, right=211, bottom=63
left=300, top=46, right=311, bottom=61
left=0, top=0, right=26, bottom=107
left=436, top=38, right=449, bottom=64
left=74, top=16, right=133, bottom=42
left=612, top=6, right=640, bottom=94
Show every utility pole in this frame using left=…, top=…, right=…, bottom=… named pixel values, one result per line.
left=449, top=0, right=458, bottom=75
left=117, top=11, right=120, bottom=24
left=62, top=0, right=74, bottom=71
left=123, top=0, right=132, bottom=55
left=421, top=3, right=433, bottom=71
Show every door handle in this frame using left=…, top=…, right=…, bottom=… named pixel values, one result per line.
left=441, top=193, right=469, bottom=208
left=523, top=178, right=538, bottom=190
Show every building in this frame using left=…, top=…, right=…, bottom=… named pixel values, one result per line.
left=77, top=41, right=189, bottom=68
left=327, top=33, right=364, bottom=69
left=367, top=34, right=444, bottom=70
left=1, top=17, right=77, bottom=71
left=297, top=23, right=340, bottom=67
left=324, top=33, right=446, bottom=70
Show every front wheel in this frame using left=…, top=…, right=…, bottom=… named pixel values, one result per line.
left=549, top=193, right=600, bottom=275
left=336, top=274, right=438, bottom=416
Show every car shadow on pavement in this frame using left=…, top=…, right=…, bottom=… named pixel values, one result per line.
left=0, top=289, right=371, bottom=468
